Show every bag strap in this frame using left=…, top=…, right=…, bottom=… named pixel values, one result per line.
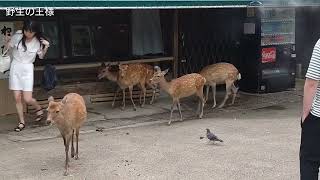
left=2, top=47, right=9, bottom=56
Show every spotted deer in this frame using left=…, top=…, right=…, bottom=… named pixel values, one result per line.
left=46, top=93, right=87, bottom=176
left=150, top=66, right=206, bottom=125
left=117, top=63, right=158, bottom=110
left=98, top=63, right=157, bottom=110
left=97, top=62, right=121, bottom=108
left=199, top=62, right=241, bottom=109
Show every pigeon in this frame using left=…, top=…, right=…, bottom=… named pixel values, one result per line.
left=206, top=128, right=223, bottom=142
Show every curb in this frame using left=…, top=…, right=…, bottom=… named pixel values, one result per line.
left=8, top=119, right=169, bottom=142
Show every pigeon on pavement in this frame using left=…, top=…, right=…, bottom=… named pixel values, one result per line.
left=206, top=128, right=223, bottom=142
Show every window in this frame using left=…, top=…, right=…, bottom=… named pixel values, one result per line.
left=70, top=25, right=94, bottom=56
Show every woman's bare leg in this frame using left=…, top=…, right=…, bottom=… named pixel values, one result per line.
left=13, top=90, right=24, bottom=125
left=23, top=91, right=43, bottom=120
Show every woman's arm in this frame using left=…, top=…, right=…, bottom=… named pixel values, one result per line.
left=38, top=45, right=49, bottom=59
left=37, top=39, right=50, bottom=59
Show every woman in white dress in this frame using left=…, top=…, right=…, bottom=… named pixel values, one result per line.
left=5, top=19, right=50, bottom=131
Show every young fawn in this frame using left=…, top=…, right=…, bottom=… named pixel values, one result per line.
left=199, top=62, right=241, bottom=108
left=150, top=66, right=206, bottom=125
left=98, top=62, right=158, bottom=110
left=46, top=93, right=87, bottom=176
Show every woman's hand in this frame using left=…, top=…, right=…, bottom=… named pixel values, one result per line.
left=40, top=38, right=50, bottom=48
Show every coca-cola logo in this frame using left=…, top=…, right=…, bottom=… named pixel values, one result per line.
left=262, top=47, right=276, bottom=63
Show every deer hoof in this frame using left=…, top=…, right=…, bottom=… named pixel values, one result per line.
left=75, top=156, right=79, bottom=160
left=64, top=171, right=69, bottom=176
left=121, top=106, right=125, bottom=111
left=218, top=105, right=224, bottom=109
left=167, top=121, right=171, bottom=125
left=140, top=104, right=145, bottom=108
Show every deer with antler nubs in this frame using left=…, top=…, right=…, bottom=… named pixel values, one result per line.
left=150, top=66, right=206, bottom=125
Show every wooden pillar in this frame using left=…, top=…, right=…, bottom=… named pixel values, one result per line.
left=173, top=9, right=179, bottom=78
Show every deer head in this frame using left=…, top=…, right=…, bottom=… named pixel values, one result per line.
left=150, top=67, right=169, bottom=85
left=97, top=62, right=111, bottom=79
left=46, top=96, right=64, bottom=125
left=98, top=62, right=120, bottom=79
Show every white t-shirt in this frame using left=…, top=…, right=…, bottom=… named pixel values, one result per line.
left=8, top=30, right=42, bottom=64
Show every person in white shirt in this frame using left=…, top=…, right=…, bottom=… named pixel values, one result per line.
left=4, top=19, right=50, bottom=132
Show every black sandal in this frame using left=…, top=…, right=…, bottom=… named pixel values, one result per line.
left=14, top=123, right=25, bottom=132
left=35, top=109, right=44, bottom=122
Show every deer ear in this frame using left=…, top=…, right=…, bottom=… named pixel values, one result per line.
left=154, top=66, right=161, bottom=72
left=101, top=62, right=106, bottom=67
left=61, top=97, right=68, bottom=104
left=163, top=68, right=169, bottom=75
left=48, top=96, right=54, bottom=102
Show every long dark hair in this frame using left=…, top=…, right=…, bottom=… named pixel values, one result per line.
left=18, top=19, right=48, bottom=51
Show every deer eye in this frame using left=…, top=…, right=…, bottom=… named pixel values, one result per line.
left=56, top=110, right=60, bottom=113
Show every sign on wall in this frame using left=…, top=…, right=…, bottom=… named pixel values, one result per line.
left=0, top=22, right=14, bottom=55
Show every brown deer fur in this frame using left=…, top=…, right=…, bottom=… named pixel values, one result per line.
left=97, top=62, right=122, bottom=108
left=98, top=62, right=158, bottom=110
left=118, top=63, right=157, bottom=110
left=46, top=93, right=87, bottom=176
left=150, top=67, right=206, bottom=125
left=199, top=62, right=241, bottom=108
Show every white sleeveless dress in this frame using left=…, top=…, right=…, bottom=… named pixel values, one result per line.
left=8, top=30, right=42, bottom=92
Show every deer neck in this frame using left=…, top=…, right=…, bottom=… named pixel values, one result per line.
left=159, top=76, right=172, bottom=95
left=106, top=71, right=118, bottom=82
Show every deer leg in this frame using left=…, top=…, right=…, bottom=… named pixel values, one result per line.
left=218, top=81, right=232, bottom=108
left=176, top=99, right=183, bottom=121
left=150, top=87, right=156, bottom=105
left=71, top=129, right=75, bottom=158
left=75, top=128, right=80, bottom=160
left=140, top=83, right=146, bottom=108
left=149, top=83, right=156, bottom=105
left=205, top=85, right=210, bottom=103
left=196, top=86, right=205, bottom=118
left=229, top=83, right=239, bottom=105
left=138, top=85, right=142, bottom=105
left=211, top=83, right=217, bottom=109
left=121, top=89, right=126, bottom=110
left=63, top=133, right=72, bottom=176
left=169, top=100, right=177, bottom=125
left=129, top=86, right=137, bottom=111
left=198, top=96, right=205, bottom=119
left=112, top=87, right=120, bottom=108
